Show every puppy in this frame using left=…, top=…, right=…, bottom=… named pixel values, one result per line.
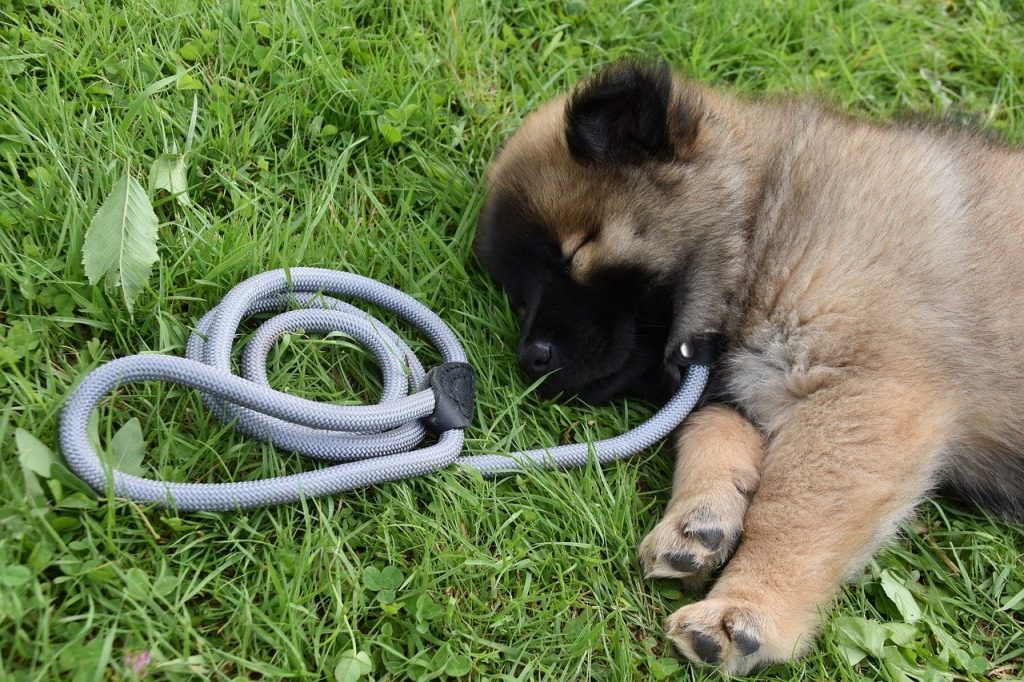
left=474, top=61, right=1024, bottom=673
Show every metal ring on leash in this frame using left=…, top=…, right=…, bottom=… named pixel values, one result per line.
left=58, top=268, right=710, bottom=512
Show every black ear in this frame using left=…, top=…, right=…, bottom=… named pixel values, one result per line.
left=565, top=61, right=674, bottom=164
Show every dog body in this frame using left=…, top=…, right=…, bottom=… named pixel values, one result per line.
left=475, top=63, right=1024, bottom=673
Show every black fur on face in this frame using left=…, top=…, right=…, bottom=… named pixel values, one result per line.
left=475, top=187, right=681, bottom=405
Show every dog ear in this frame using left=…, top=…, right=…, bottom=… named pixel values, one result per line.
left=565, top=61, right=688, bottom=164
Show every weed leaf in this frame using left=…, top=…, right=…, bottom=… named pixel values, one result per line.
left=334, top=650, right=372, bottom=682
left=379, top=566, right=403, bottom=590
left=1000, top=587, right=1024, bottom=612
left=16, top=428, right=56, bottom=478
left=149, top=153, right=191, bottom=207
left=362, top=566, right=383, bottom=591
left=446, top=654, right=472, bottom=677
left=0, top=564, right=32, bottom=587
left=835, top=615, right=888, bottom=661
left=650, top=658, right=681, bottom=679
left=879, top=569, right=922, bottom=623
left=108, top=418, right=147, bottom=476
left=83, top=172, right=159, bottom=312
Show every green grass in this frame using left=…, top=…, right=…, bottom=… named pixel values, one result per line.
left=2, top=0, right=1023, bottom=679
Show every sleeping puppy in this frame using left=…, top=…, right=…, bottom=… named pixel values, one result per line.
left=474, top=61, right=1024, bottom=673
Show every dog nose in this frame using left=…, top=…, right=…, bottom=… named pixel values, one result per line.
left=520, top=341, right=554, bottom=374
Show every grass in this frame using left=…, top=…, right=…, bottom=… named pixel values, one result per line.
left=2, top=0, right=1023, bottom=679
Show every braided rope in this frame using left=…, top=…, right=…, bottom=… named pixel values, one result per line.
left=59, top=268, right=709, bottom=511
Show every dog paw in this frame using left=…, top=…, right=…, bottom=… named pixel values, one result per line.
left=639, top=484, right=749, bottom=584
left=665, top=598, right=785, bottom=675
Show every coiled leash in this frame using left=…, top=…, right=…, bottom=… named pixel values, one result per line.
left=59, top=268, right=710, bottom=511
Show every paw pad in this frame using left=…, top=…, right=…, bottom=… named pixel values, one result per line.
left=665, top=599, right=780, bottom=674
left=731, top=628, right=761, bottom=656
left=689, top=630, right=722, bottom=664
left=688, top=526, right=724, bottom=550
left=664, top=550, right=699, bottom=574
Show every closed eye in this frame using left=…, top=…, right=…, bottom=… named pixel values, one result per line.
left=563, top=232, right=598, bottom=272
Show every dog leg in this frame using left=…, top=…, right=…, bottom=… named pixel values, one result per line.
left=639, top=404, right=764, bottom=587
left=665, top=378, right=951, bottom=673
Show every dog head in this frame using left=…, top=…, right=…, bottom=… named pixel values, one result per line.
left=475, top=62, right=758, bottom=404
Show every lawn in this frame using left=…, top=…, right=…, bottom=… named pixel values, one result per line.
left=2, top=0, right=1023, bottom=679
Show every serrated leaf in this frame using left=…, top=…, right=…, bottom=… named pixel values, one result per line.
left=108, top=418, right=147, bottom=476
left=83, top=173, right=159, bottom=312
left=16, top=428, right=57, bottom=478
left=149, top=153, right=191, bottom=207
left=334, top=650, right=372, bottom=682
left=880, top=570, right=922, bottom=623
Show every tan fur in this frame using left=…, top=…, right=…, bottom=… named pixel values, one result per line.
left=482, top=65, right=1024, bottom=673
left=639, top=405, right=763, bottom=585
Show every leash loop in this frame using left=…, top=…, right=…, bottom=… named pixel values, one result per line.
left=59, top=268, right=709, bottom=511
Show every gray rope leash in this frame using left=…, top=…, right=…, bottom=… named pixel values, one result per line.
left=59, top=268, right=710, bottom=511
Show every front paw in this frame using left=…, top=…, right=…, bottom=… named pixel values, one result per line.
left=665, top=596, right=804, bottom=675
left=638, top=483, right=749, bottom=585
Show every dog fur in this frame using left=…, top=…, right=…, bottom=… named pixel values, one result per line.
left=474, top=61, right=1024, bottom=673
